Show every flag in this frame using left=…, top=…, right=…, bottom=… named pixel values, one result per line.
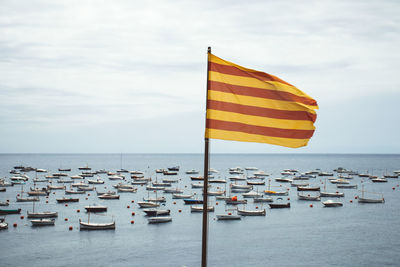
left=205, top=53, right=318, bottom=148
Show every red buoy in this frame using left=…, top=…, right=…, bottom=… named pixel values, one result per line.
left=350, top=200, right=353, bottom=203
left=179, top=209, right=182, bottom=213
left=20, top=216, right=24, bottom=220
left=255, top=206, right=259, bottom=209
left=65, top=204, right=68, bottom=207
left=132, top=212, right=135, bottom=216
left=287, top=198, right=290, bottom=200
left=309, top=204, right=313, bottom=208
left=77, top=209, right=80, bottom=213
left=85, top=197, right=88, bottom=200
left=69, top=226, right=73, bottom=231
left=355, top=196, right=358, bottom=199
left=228, top=212, right=232, bottom=215
left=13, top=223, right=17, bottom=227
left=131, top=200, right=134, bottom=203
left=173, top=202, right=176, bottom=205
left=88, top=193, right=90, bottom=196
left=46, top=201, right=48, bottom=203
left=393, top=187, right=395, bottom=190
left=127, top=206, right=130, bottom=209
left=64, top=218, right=68, bottom=221
left=131, top=220, right=134, bottom=224
left=216, top=202, right=219, bottom=205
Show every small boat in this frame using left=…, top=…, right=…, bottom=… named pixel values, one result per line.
left=85, top=205, right=107, bottom=212
left=320, top=191, right=345, bottom=198
left=247, top=180, right=265, bottom=186
left=264, top=190, right=288, bottom=196
left=113, top=183, right=135, bottom=189
left=237, top=208, right=266, bottom=216
left=56, top=198, right=79, bottom=203
left=27, top=189, right=49, bottom=196
left=47, top=185, right=66, bottom=190
left=58, top=168, right=71, bottom=172
left=274, top=178, right=292, bottom=183
left=231, top=184, right=252, bottom=190
left=16, top=196, right=39, bottom=202
left=162, top=178, right=178, bottom=183
left=118, top=188, right=137, bottom=193
left=0, top=201, right=9, bottom=206
left=0, top=219, right=8, bottom=230
left=137, top=201, right=159, bottom=208
left=30, top=218, right=55, bottom=226
left=0, top=187, right=5, bottom=192
left=242, top=191, right=263, bottom=198
left=371, top=177, right=388, bottom=183
left=98, top=194, right=120, bottom=200
left=168, top=166, right=180, bottom=171
left=146, top=186, right=165, bottom=191
left=108, top=175, right=124, bottom=180
left=142, top=209, right=171, bottom=216
left=297, top=193, right=320, bottom=201
left=0, top=208, right=21, bottom=215
left=190, top=176, right=204, bottom=181
left=191, top=205, right=214, bottom=212
left=163, top=188, right=184, bottom=194
left=148, top=216, right=172, bottom=224
left=184, top=199, right=203, bottom=205
left=216, top=214, right=241, bottom=220
left=88, top=179, right=105, bottom=184
left=172, top=193, right=193, bottom=199
left=78, top=165, right=91, bottom=170
left=65, top=189, right=86, bottom=194
left=163, top=171, right=178, bottom=176
left=330, top=179, right=350, bottom=184
left=358, top=185, right=384, bottom=203
left=185, top=169, right=199, bottom=174
left=70, top=175, right=83, bottom=179
left=208, top=179, right=227, bottom=184
left=27, top=211, right=58, bottom=218
left=207, top=190, right=225, bottom=196
left=77, top=186, right=95, bottom=191
left=297, top=186, right=320, bottom=191
left=322, top=200, right=343, bottom=207
left=253, top=197, right=273, bottom=203
left=269, top=202, right=290, bottom=209
left=225, top=199, right=247, bottom=205
left=79, top=220, right=115, bottom=230
left=143, top=196, right=166, bottom=203
left=152, top=182, right=171, bottom=187
left=337, top=184, right=357, bottom=189
left=96, top=190, right=117, bottom=196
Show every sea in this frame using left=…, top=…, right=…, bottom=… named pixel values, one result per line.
left=0, top=153, right=400, bottom=267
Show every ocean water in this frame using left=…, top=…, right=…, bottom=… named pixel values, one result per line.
left=0, top=153, right=400, bottom=267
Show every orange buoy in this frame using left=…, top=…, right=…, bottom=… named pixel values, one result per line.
left=127, top=206, right=130, bottom=209
left=255, top=206, right=259, bottom=209
left=65, top=204, right=68, bottom=207
left=132, top=212, right=135, bottom=216
left=350, top=200, right=353, bottom=203
left=13, top=223, right=17, bottom=227
left=131, top=200, right=134, bottom=203
left=173, top=202, right=176, bottom=204
left=216, top=202, right=218, bottom=205
left=131, top=220, right=134, bottom=224
left=64, top=218, right=68, bottom=221
left=228, top=212, right=232, bottom=215
left=69, top=226, right=73, bottom=231
left=179, top=209, right=182, bottom=213
left=309, top=204, right=313, bottom=208
left=20, top=216, right=24, bottom=219
left=77, top=209, right=80, bottom=213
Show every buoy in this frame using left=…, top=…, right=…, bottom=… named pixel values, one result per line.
left=46, top=201, right=48, bottom=203
left=53, top=192, right=55, bottom=194
left=127, top=206, right=130, bottom=209
left=153, top=190, right=156, bottom=193
left=131, top=200, right=134, bottom=203
left=173, top=202, right=176, bottom=204
left=185, top=185, right=187, bottom=188
left=64, top=218, right=68, bottom=221
left=287, top=198, right=290, bottom=200
left=69, top=226, right=73, bottom=231
left=255, top=206, right=259, bottom=209
left=17, top=194, right=20, bottom=197
left=131, top=220, right=134, bottom=224
left=309, top=204, right=313, bottom=208
left=6, top=199, right=9, bottom=202
left=65, top=204, right=68, bottom=207
left=88, top=193, right=90, bottom=196
left=228, top=212, right=232, bottom=215
left=20, top=216, right=24, bottom=219
left=350, top=200, right=353, bottom=203
left=13, top=223, right=17, bottom=227
left=393, top=187, right=395, bottom=190
left=132, top=212, right=135, bottom=216
left=216, top=202, right=218, bottom=205
left=46, top=196, right=48, bottom=199
left=77, top=209, right=80, bottom=213
left=179, top=209, right=182, bottom=213
left=355, top=196, right=358, bottom=199
left=85, top=197, right=88, bottom=200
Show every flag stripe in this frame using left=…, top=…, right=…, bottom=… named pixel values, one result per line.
left=205, top=128, right=311, bottom=148
left=209, top=80, right=317, bottom=107
left=209, top=71, right=318, bottom=109
left=207, top=100, right=317, bottom=122
left=207, top=109, right=315, bottom=130
left=208, top=90, right=316, bottom=114
left=207, top=119, right=315, bottom=139
left=210, top=61, right=293, bottom=86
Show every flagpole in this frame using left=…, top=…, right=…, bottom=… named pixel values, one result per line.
left=201, top=46, right=211, bottom=267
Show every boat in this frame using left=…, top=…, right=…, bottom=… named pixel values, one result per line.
left=0, top=208, right=21, bottom=215
left=172, top=193, right=193, bottom=199
left=58, top=168, right=71, bottom=172
left=79, top=220, right=115, bottom=230
left=253, top=197, right=273, bottom=203
left=242, top=191, right=263, bottom=198
left=330, top=179, right=350, bottom=184
left=184, top=199, right=203, bottom=205
left=30, top=218, right=55, bottom=226
left=168, top=166, right=180, bottom=171
left=143, top=196, right=166, bottom=203
left=208, top=179, right=227, bottom=184
left=56, top=198, right=79, bottom=203
left=88, top=179, right=105, bottom=184
left=337, top=184, right=357, bottom=189
left=225, top=196, right=247, bottom=205
left=357, top=185, right=385, bottom=203
left=163, top=188, right=184, bottom=194
left=297, top=186, right=320, bottom=191
left=162, top=178, right=178, bottom=183
left=77, top=186, right=95, bottom=191
left=371, top=177, right=388, bottom=183
left=0, top=218, right=8, bottom=230
left=0, top=187, right=5, bottom=192
left=98, top=194, right=120, bottom=200
left=78, top=165, right=91, bottom=170
left=216, top=213, right=241, bottom=220
left=191, top=205, right=215, bottom=212
left=320, top=191, right=345, bottom=197
left=65, top=189, right=86, bottom=194
left=70, top=175, right=83, bottom=179
left=191, top=176, right=204, bottom=181
left=142, top=209, right=171, bottom=216
left=146, top=186, right=165, bottom=191
left=231, top=184, right=252, bottom=190
left=85, top=205, right=107, bottom=212
left=275, top=178, right=292, bottom=183
left=269, top=202, right=291, bottom=209
left=137, top=201, right=159, bottom=208
left=47, top=185, right=66, bottom=190
left=0, top=201, right=9, bottom=206
left=322, top=200, right=343, bottom=207
left=297, top=193, right=320, bottom=201
left=237, top=208, right=266, bottom=216
left=185, top=169, right=199, bottom=174
left=118, top=187, right=137, bottom=193
left=264, top=190, right=288, bottom=196
left=148, top=216, right=172, bottom=224
left=207, top=190, right=225, bottom=196
left=16, top=196, right=39, bottom=202
left=247, top=180, right=265, bottom=186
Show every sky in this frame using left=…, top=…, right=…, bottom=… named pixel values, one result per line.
left=0, top=0, right=399, bottom=153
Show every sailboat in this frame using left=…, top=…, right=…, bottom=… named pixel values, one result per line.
left=264, top=179, right=288, bottom=196
left=79, top=211, right=115, bottom=230
left=27, top=200, right=58, bottom=218
left=358, top=185, right=385, bottom=203
left=320, top=178, right=345, bottom=197
left=16, top=185, right=39, bottom=202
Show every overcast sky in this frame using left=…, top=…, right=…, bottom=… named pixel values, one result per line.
left=1, top=0, right=399, bottom=153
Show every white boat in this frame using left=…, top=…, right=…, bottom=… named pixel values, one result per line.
left=142, top=209, right=170, bottom=216
left=322, top=200, right=343, bottom=207
left=264, top=190, right=288, bottom=196
left=191, top=205, right=214, bottom=212
left=358, top=185, right=384, bottom=203
left=137, top=201, right=159, bottom=208
left=148, top=216, right=172, bottom=224
left=172, top=193, right=193, bottom=199
left=88, top=179, right=104, bottom=184
left=79, top=220, right=115, bottom=230
left=30, top=218, right=55, bottom=226
left=253, top=197, right=273, bottom=203
left=320, top=191, right=345, bottom=198
left=27, top=211, right=58, bottom=218
left=0, top=219, right=8, bottom=230
left=163, top=188, right=184, bottom=194
left=242, top=191, right=263, bottom=198
left=98, top=194, right=120, bottom=199
left=117, top=187, right=137, bottom=193
left=371, top=177, right=388, bottom=183
left=16, top=196, right=39, bottom=202
left=207, top=190, right=225, bottom=196
left=231, top=184, right=252, bottom=190
left=216, top=214, right=241, bottom=220
left=237, top=208, right=266, bottom=216
left=47, top=185, right=66, bottom=190
left=65, top=189, right=85, bottom=194
left=185, top=169, right=199, bottom=174
left=297, top=193, right=320, bottom=201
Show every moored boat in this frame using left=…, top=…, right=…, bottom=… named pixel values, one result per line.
left=148, top=216, right=172, bottom=224
left=30, top=218, right=55, bottom=226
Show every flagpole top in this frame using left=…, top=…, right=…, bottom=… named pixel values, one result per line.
left=207, top=47, right=211, bottom=53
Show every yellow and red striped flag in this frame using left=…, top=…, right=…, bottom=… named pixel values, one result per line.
left=205, top=53, right=318, bottom=148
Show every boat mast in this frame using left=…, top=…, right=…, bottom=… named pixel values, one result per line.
left=201, top=46, right=211, bottom=267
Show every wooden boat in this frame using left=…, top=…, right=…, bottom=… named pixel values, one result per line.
left=358, top=185, right=384, bottom=203
left=0, top=208, right=21, bottom=215
left=79, top=220, right=115, bottom=230
left=137, top=201, right=159, bottom=208
left=371, top=178, right=388, bottom=183
left=322, top=200, right=343, bottom=207
left=207, top=190, right=225, bottom=196
left=0, top=187, right=5, bottom=192
left=85, top=205, right=107, bottom=212
left=274, top=178, right=292, bottom=183
left=96, top=190, right=117, bottom=196
left=337, top=184, right=357, bottom=189
left=142, top=209, right=170, bottom=216
left=98, top=194, right=120, bottom=200
left=184, top=199, right=203, bottom=205
left=163, top=171, right=178, bottom=176
left=152, top=182, right=171, bottom=187
left=242, top=191, right=263, bottom=198
left=88, top=179, right=105, bottom=184
left=247, top=180, right=265, bottom=186
left=269, top=202, right=290, bottom=209
left=27, top=211, right=58, bottom=218
left=163, top=188, right=184, bottom=194
left=65, top=189, right=85, bottom=194
left=264, top=190, right=288, bottom=196
left=297, top=193, right=320, bottom=201
left=237, top=208, right=266, bottom=216
left=162, top=178, right=178, bottom=183
left=16, top=196, right=39, bottom=202
left=56, top=198, right=79, bottom=203
left=146, top=186, right=165, bottom=191
left=330, top=179, right=350, bottom=184
left=253, top=197, right=273, bottom=203
left=190, top=176, right=204, bottom=181
left=320, top=191, right=345, bottom=198
left=30, top=218, right=55, bottom=226
left=191, top=205, right=214, bottom=212
left=0, top=219, right=8, bottom=230
left=118, top=188, right=137, bottom=193
left=143, top=196, right=166, bottom=203
left=208, top=179, right=227, bottom=184
left=291, top=182, right=309, bottom=188
left=172, top=193, right=193, bottom=199
left=225, top=199, right=247, bottom=205
left=148, top=216, right=172, bottom=224
left=77, top=186, right=95, bottom=191
left=47, top=185, right=66, bottom=190
left=297, top=186, right=320, bottom=191
left=216, top=214, right=241, bottom=220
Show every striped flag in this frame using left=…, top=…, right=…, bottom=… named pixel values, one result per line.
left=205, top=53, right=318, bottom=148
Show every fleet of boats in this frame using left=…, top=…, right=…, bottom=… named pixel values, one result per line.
left=0, top=164, right=396, bottom=230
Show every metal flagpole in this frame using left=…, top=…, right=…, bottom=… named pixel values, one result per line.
left=201, top=46, right=211, bottom=267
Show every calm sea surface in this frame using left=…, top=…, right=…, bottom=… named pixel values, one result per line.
left=0, top=153, right=400, bottom=267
